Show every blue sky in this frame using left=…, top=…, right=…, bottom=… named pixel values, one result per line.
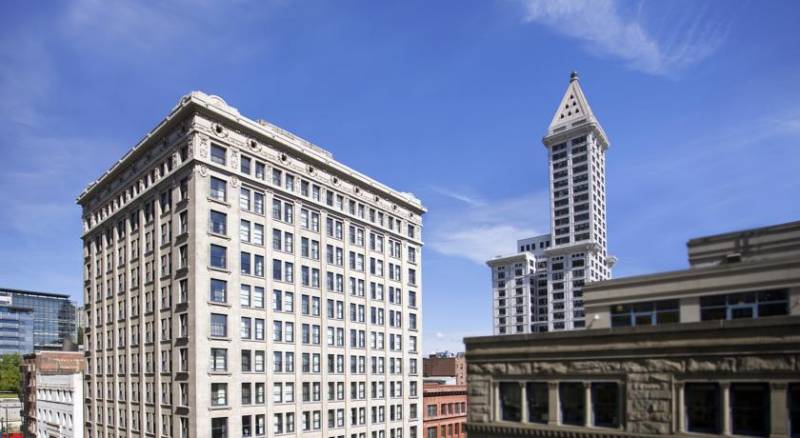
left=1, top=0, right=798, bottom=353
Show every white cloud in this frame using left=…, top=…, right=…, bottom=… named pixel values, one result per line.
left=519, top=0, right=729, bottom=75
left=424, top=330, right=484, bottom=355
left=427, top=189, right=549, bottom=264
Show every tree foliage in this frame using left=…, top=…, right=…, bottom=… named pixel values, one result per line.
left=0, top=354, right=21, bottom=397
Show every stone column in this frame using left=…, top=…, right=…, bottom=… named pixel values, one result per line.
left=519, top=382, right=528, bottom=423
left=675, top=382, right=685, bottom=433
left=769, top=382, right=788, bottom=437
left=584, top=382, right=592, bottom=427
left=548, top=382, right=559, bottom=426
left=493, top=381, right=500, bottom=422
left=721, top=382, right=731, bottom=436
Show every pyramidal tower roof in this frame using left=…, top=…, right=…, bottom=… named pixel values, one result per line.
left=545, top=71, right=609, bottom=147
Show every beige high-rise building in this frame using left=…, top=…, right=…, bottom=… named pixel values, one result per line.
left=77, top=92, right=426, bottom=438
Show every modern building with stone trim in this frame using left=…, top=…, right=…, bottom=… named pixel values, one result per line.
left=77, top=92, right=425, bottom=438
left=488, top=72, right=615, bottom=335
left=466, top=220, right=800, bottom=437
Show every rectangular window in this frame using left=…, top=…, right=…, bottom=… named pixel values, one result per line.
left=210, top=244, right=226, bottom=269
left=610, top=299, right=679, bottom=327
left=210, top=348, right=227, bottom=371
left=253, top=287, right=264, bottom=308
left=241, top=252, right=251, bottom=275
left=498, top=382, right=521, bottom=422
left=211, top=418, right=227, bottom=438
left=211, top=144, right=226, bottom=165
left=210, top=210, right=227, bottom=235
left=210, top=177, right=226, bottom=201
left=592, top=382, right=619, bottom=428
left=526, top=382, right=548, bottom=424
left=685, top=383, right=720, bottom=434
left=559, top=382, right=584, bottom=426
left=790, top=383, right=800, bottom=437
left=210, top=313, right=227, bottom=338
left=253, top=224, right=264, bottom=245
left=700, top=289, right=788, bottom=321
left=730, top=383, right=769, bottom=436
left=211, top=383, right=228, bottom=407
left=210, top=279, right=227, bottom=303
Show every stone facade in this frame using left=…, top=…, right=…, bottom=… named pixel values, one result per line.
left=466, top=316, right=800, bottom=437
left=468, top=221, right=800, bottom=437
left=77, top=91, right=426, bottom=438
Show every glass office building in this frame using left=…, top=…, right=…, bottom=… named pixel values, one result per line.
left=0, top=305, right=33, bottom=354
left=0, top=288, right=77, bottom=351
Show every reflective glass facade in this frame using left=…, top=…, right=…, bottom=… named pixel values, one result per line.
left=0, top=306, right=33, bottom=354
left=0, top=288, right=76, bottom=350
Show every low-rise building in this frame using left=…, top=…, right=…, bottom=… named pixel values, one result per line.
left=465, top=220, right=800, bottom=437
left=424, top=384, right=467, bottom=438
left=21, top=351, right=84, bottom=438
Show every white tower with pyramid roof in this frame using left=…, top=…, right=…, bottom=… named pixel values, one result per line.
left=488, top=72, right=615, bottom=334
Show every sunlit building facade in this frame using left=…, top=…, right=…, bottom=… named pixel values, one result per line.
left=78, top=92, right=425, bottom=438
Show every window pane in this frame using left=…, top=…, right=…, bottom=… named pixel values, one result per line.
left=499, top=382, right=521, bottom=422
left=656, top=310, right=679, bottom=324
left=730, top=383, right=769, bottom=436
left=559, top=382, right=584, bottom=426
left=526, top=382, right=548, bottom=424
left=591, top=382, right=619, bottom=428
left=685, top=383, right=720, bottom=434
left=610, top=315, right=630, bottom=328
left=210, top=314, right=227, bottom=338
left=210, top=279, right=226, bottom=303
left=210, top=211, right=226, bottom=235
left=211, top=144, right=226, bottom=165
left=759, top=302, right=788, bottom=317
left=211, top=417, right=227, bottom=438
left=700, top=307, right=726, bottom=321
left=210, top=245, right=226, bottom=268
left=210, top=177, right=226, bottom=201
left=790, top=384, right=800, bottom=437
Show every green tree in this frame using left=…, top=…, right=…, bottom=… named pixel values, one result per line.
left=0, top=353, right=21, bottom=397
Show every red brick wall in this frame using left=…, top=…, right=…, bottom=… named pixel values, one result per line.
left=423, top=385, right=467, bottom=438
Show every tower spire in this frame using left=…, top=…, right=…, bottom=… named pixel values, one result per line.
left=545, top=71, right=608, bottom=148
left=570, top=70, right=578, bottom=82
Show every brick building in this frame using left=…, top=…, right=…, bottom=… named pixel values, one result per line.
left=423, top=353, right=465, bottom=386
left=424, top=384, right=467, bottom=438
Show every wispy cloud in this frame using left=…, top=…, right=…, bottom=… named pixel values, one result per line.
left=518, top=0, right=730, bottom=75
left=424, top=330, right=484, bottom=355
left=430, top=186, right=485, bottom=207
left=427, top=190, right=550, bottom=264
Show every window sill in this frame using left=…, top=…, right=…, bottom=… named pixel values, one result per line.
left=207, top=197, right=230, bottom=207
left=208, top=232, right=231, bottom=241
